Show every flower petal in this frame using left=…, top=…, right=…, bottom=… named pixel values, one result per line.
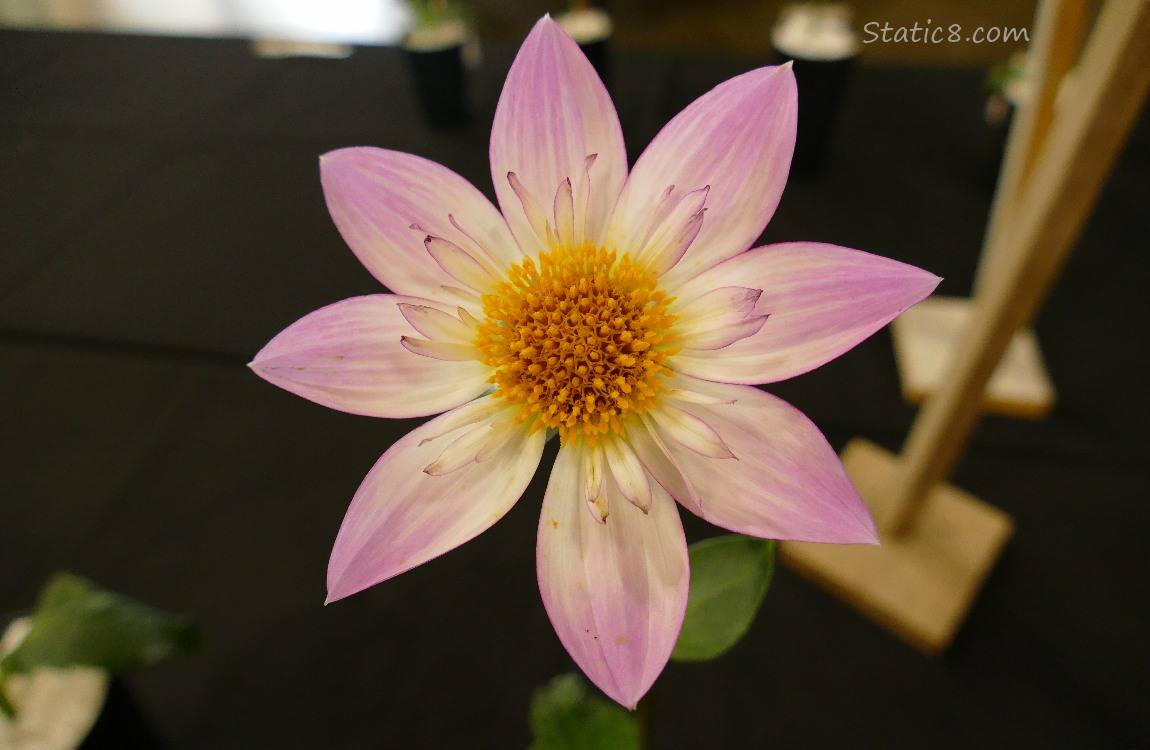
left=422, top=235, right=498, bottom=292
left=641, top=376, right=877, bottom=544
left=250, top=295, right=490, bottom=418
left=606, top=64, right=797, bottom=289
left=397, top=303, right=475, bottom=342
left=537, top=443, right=689, bottom=709
left=603, top=436, right=652, bottom=513
left=671, top=242, right=942, bottom=384
left=646, top=404, right=735, bottom=460
left=674, top=286, right=768, bottom=351
left=491, top=16, right=626, bottom=253
left=626, top=414, right=701, bottom=510
left=633, top=186, right=709, bottom=276
left=583, top=443, right=609, bottom=524
left=400, top=336, right=480, bottom=362
left=422, top=423, right=495, bottom=475
left=327, top=403, right=545, bottom=602
left=321, top=148, right=519, bottom=301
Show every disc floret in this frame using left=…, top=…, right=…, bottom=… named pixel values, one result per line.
left=476, top=243, right=677, bottom=445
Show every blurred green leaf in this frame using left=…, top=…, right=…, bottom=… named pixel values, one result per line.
left=0, top=572, right=199, bottom=680
left=529, top=673, right=641, bottom=750
left=671, top=535, right=776, bottom=662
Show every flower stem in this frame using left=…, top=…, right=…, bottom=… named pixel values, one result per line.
left=0, top=675, right=17, bottom=719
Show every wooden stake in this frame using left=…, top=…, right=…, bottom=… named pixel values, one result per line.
left=784, top=0, right=1150, bottom=652
left=974, top=0, right=1087, bottom=294
left=891, top=0, right=1085, bottom=421
left=888, top=0, right=1150, bottom=536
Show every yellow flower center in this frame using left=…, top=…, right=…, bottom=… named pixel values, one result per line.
left=475, top=243, right=677, bottom=446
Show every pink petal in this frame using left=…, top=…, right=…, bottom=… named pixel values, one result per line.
left=328, top=403, right=545, bottom=602
left=606, top=64, right=797, bottom=289
left=537, top=443, right=689, bottom=709
left=637, top=375, right=877, bottom=544
left=321, top=148, right=519, bottom=301
left=250, top=295, right=490, bottom=419
left=671, top=242, right=941, bottom=384
left=490, top=16, right=626, bottom=253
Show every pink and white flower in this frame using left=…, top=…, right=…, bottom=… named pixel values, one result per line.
left=251, top=16, right=939, bottom=708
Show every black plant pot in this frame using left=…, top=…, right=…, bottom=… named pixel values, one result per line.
left=771, top=3, right=860, bottom=178
left=578, top=37, right=610, bottom=87
left=403, top=43, right=470, bottom=127
left=778, top=54, right=857, bottom=178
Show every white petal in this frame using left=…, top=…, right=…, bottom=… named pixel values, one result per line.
left=507, top=171, right=556, bottom=248
left=554, top=178, right=576, bottom=247
left=424, top=235, right=497, bottom=292
left=423, top=423, right=496, bottom=475
left=583, top=443, right=609, bottom=524
left=634, top=186, right=710, bottom=276
left=647, top=404, right=735, bottom=459
left=603, top=436, right=652, bottom=513
left=400, top=336, right=480, bottom=362
left=398, top=304, right=476, bottom=343
left=418, top=397, right=507, bottom=446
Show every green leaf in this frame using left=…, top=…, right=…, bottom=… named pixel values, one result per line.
left=0, top=572, right=200, bottom=679
left=529, top=673, right=641, bottom=750
left=671, top=535, right=776, bottom=662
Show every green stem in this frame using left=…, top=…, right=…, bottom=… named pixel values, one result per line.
left=0, top=675, right=17, bottom=720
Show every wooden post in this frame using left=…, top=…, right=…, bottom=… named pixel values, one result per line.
left=974, top=0, right=1085, bottom=294
left=783, top=0, right=1150, bottom=654
left=890, top=0, right=1088, bottom=420
left=887, top=0, right=1150, bottom=535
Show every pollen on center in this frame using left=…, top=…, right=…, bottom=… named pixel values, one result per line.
left=475, top=243, right=678, bottom=446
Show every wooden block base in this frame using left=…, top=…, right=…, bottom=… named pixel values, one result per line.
left=891, top=296, right=1055, bottom=419
left=780, top=439, right=1014, bottom=655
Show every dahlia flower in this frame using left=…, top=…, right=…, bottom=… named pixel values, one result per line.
left=251, top=16, right=939, bottom=707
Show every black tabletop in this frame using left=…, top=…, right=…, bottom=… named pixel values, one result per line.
left=2, top=28, right=1148, bottom=749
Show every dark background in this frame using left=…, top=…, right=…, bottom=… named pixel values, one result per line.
left=2, top=23, right=1148, bottom=749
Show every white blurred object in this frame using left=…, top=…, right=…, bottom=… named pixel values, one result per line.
left=0, top=618, right=109, bottom=750
left=556, top=6, right=613, bottom=45
left=771, top=2, right=860, bottom=61
left=0, top=0, right=410, bottom=44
